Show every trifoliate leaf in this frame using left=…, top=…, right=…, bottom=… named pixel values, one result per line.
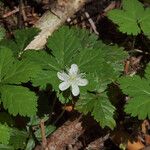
left=119, top=75, right=150, bottom=119
left=9, top=128, right=28, bottom=149
left=2, top=60, right=41, bottom=84
left=47, top=26, right=81, bottom=68
left=0, top=124, right=10, bottom=145
left=0, top=85, right=37, bottom=117
left=107, top=0, right=150, bottom=37
left=75, top=92, right=116, bottom=129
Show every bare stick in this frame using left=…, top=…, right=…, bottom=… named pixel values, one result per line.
left=25, top=0, right=88, bottom=50
left=40, top=119, right=47, bottom=149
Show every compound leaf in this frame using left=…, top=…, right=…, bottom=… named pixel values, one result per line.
left=0, top=85, right=37, bottom=117
left=47, top=26, right=81, bottom=68
left=0, top=28, right=40, bottom=56
left=119, top=74, right=150, bottom=119
left=2, top=60, right=41, bottom=84
left=75, top=93, right=116, bottom=129
left=107, top=0, right=150, bottom=37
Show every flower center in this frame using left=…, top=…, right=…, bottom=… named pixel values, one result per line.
left=69, top=74, right=77, bottom=82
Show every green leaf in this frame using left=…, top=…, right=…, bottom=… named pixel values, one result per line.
left=108, top=9, right=140, bottom=35
left=0, top=112, right=15, bottom=126
left=0, top=26, right=5, bottom=41
left=73, top=27, right=98, bottom=48
left=9, top=128, right=28, bottom=149
left=0, top=144, right=14, bottom=150
left=25, top=138, right=35, bottom=150
left=47, top=26, right=81, bottom=68
left=14, top=28, right=40, bottom=51
left=2, top=60, right=41, bottom=84
left=31, top=70, right=59, bottom=91
left=0, top=28, right=40, bottom=56
left=119, top=75, right=150, bottom=119
left=0, top=85, right=37, bottom=117
left=0, top=124, right=10, bottom=145
left=139, top=8, right=150, bottom=38
left=73, top=48, right=104, bottom=73
left=107, top=0, right=150, bottom=37
left=0, top=47, right=14, bottom=81
left=75, top=93, right=116, bottom=129
left=23, top=50, right=60, bottom=71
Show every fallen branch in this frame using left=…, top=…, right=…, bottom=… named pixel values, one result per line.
left=35, top=117, right=84, bottom=150
left=25, top=0, right=88, bottom=50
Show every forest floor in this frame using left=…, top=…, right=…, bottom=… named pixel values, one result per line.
left=1, top=0, right=150, bottom=150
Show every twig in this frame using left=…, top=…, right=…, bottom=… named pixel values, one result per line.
left=24, top=0, right=88, bottom=50
left=3, top=7, right=19, bottom=18
left=40, top=119, right=48, bottom=149
left=84, top=11, right=99, bottom=35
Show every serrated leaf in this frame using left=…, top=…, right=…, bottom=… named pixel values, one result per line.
left=107, top=0, right=150, bottom=36
left=92, top=94, right=116, bottom=129
left=0, top=124, right=10, bottom=145
left=14, top=28, right=40, bottom=51
left=139, top=8, right=150, bottom=38
left=108, top=9, right=140, bottom=35
left=23, top=50, right=60, bottom=71
left=2, top=60, right=41, bottom=84
left=119, top=75, right=150, bottom=119
left=31, top=70, right=59, bottom=91
left=73, top=48, right=104, bottom=73
left=75, top=93, right=116, bottom=129
left=100, top=45, right=128, bottom=73
left=9, top=128, right=28, bottom=149
left=0, top=85, right=37, bottom=117
left=73, top=27, right=98, bottom=48
left=0, top=47, right=14, bottom=80
left=23, top=26, right=127, bottom=95
left=47, top=26, right=81, bottom=68
left=0, top=28, right=40, bottom=56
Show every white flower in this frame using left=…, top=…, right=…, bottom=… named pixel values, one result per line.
left=57, top=64, right=88, bottom=96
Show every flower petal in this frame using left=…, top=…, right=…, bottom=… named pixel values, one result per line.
left=77, top=78, right=88, bottom=86
left=59, top=81, right=70, bottom=91
left=57, top=72, right=69, bottom=81
left=69, top=64, right=78, bottom=75
left=71, top=84, right=80, bottom=96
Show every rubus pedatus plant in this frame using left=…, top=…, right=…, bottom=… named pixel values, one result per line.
left=0, top=0, right=150, bottom=148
